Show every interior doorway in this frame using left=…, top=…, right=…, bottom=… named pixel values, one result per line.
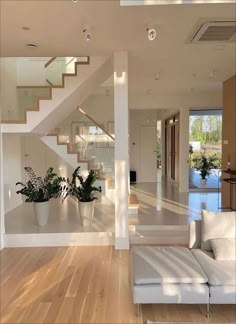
left=129, top=109, right=164, bottom=184
left=139, top=125, right=157, bottom=182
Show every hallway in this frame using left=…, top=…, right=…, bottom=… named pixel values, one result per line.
left=130, top=180, right=220, bottom=226
left=129, top=173, right=221, bottom=244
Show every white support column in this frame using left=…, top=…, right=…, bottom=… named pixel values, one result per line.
left=0, top=126, right=5, bottom=250
left=179, top=106, right=189, bottom=192
left=114, top=52, right=129, bottom=250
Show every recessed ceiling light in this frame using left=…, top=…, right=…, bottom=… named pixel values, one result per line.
left=26, top=43, right=38, bottom=48
left=22, top=26, right=31, bottom=31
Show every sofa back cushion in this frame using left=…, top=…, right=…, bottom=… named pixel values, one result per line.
left=189, top=220, right=201, bottom=249
left=201, top=210, right=236, bottom=251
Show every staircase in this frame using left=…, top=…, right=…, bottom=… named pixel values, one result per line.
left=1, top=56, right=113, bottom=134
left=41, top=134, right=93, bottom=172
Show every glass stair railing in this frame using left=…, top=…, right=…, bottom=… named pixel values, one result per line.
left=45, top=56, right=89, bottom=86
left=53, top=108, right=115, bottom=181
left=2, top=86, right=51, bottom=122
left=1, top=56, right=89, bottom=123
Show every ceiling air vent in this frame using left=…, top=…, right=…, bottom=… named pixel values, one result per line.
left=191, top=21, right=236, bottom=43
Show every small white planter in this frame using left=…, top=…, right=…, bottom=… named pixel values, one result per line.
left=200, top=178, right=207, bottom=185
left=79, top=200, right=95, bottom=226
left=33, top=201, right=50, bottom=226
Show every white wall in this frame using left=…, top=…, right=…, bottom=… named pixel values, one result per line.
left=21, top=136, right=73, bottom=182
left=1, top=58, right=18, bottom=120
left=3, top=134, right=74, bottom=213
left=3, top=135, right=23, bottom=213
left=129, top=93, right=222, bottom=110
left=0, top=126, right=5, bottom=249
left=0, top=57, right=49, bottom=121
left=129, top=109, right=166, bottom=182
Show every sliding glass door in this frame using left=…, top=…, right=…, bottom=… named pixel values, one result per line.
left=189, top=109, right=222, bottom=190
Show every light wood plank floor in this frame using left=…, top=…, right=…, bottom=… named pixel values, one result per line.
left=1, top=246, right=235, bottom=324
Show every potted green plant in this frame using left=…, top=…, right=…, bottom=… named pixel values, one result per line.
left=61, top=166, right=102, bottom=226
left=16, top=167, right=62, bottom=226
left=193, top=152, right=218, bottom=185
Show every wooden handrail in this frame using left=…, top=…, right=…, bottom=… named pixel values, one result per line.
left=76, top=134, right=87, bottom=143
left=78, top=107, right=115, bottom=141
left=45, top=57, right=57, bottom=68
left=46, top=79, right=55, bottom=86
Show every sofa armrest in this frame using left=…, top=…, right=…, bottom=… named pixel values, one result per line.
left=189, top=220, right=201, bottom=249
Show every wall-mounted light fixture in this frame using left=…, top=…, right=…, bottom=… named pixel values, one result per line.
left=147, top=28, right=157, bottom=41
left=83, top=29, right=92, bottom=41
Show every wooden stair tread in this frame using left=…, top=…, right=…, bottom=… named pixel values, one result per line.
left=128, top=194, right=139, bottom=207
left=1, top=120, right=26, bottom=124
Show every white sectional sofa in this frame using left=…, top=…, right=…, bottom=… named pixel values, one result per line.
left=189, top=211, right=236, bottom=305
left=132, top=246, right=209, bottom=305
left=131, top=210, right=236, bottom=314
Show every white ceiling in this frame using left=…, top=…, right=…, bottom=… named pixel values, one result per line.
left=1, top=0, right=235, bottom=97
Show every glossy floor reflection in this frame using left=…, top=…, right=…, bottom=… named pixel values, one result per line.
left=130, top=179, right=221, bottom=226
left=5, top=196, right=115, bottom=234
left=5, top=175, right=222, bottom=234
left=189, top=168, right=220, bottom=190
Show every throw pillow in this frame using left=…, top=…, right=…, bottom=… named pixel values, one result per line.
left=211, top=238, right=236, bottom=261
left=201, top=210, right=236, bottom=251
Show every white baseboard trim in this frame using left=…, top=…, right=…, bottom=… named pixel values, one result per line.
left=115, top=236, right=130, bottom=250
left=130, top=236, right=188, bottom=245
left=4, top=232, right=115, bottom=248
left=130, top=224, right=189, bottom=231
left=0, top=236, right=4, bottom=250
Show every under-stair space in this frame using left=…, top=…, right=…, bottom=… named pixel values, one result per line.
left=41, top=134, right=94, bottom=173
left=1, top=55, right=141, bottom=247
left=41, top=105, right=115, bottom=188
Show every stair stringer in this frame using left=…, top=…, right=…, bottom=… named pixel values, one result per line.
left=41, top=135, right=88, bottom=172
left=2, top=56, right=113, bottom=135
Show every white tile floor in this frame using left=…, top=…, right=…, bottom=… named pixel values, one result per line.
left=5, top=196, right=115, bottom=234
left=130, top=180, right=221, bottom=226
left=5, top=175, right=222, bottom=235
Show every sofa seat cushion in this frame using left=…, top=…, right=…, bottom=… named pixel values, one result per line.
left=191, top=249, right=236, bottom=286
left=132, top=246, right=208, bottom=285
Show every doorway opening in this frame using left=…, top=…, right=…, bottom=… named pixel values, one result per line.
left=189, top=109, right=222, bottom=190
